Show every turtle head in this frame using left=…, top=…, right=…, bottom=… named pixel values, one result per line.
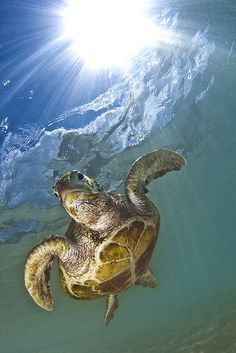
left=53, top=171, right=105, bottom=202
left=53, top=171, right=108, bottom=225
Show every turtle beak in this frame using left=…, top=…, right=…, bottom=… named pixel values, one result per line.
left=52, top=185, right=59, bottom=197
left=53, top=172, right=70, bottom=197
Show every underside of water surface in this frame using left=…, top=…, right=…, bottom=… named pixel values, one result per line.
left=0, top=1, right=236, bottom=352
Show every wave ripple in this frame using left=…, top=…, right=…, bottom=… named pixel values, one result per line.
left=0, top=14, right=215, bottom=209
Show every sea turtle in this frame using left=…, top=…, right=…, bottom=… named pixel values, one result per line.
left=24, top=150, right=185, bottom=325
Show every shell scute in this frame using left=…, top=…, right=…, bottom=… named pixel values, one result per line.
left=83, top=280, right=98, bottom=286
left=72, top=284, right=99, bottom=298
left=95, top=269, right=131, bottom=293
left=127, top=220, right=145, bottom=250
left=135, top=236, right=157, bottom=278
left=112, top=227, right=129, bottom=246
left=134, top=225, right=156, bottom=257
left=96, top=259, right=130, bottom=281
left=100, top=243, right=129, bottom=262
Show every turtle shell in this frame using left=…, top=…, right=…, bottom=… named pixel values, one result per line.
left=60, top=219, right=159, bottom=299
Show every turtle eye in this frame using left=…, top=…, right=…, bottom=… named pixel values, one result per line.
left=77, top=172, right=84, bottom=181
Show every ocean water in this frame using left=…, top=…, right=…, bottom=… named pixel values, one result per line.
left=0, top=1, right=236, bottom=352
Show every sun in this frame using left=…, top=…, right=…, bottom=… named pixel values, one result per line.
left=61, top=0, right=160, bottom=68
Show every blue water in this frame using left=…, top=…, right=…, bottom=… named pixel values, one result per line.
left=0, top=1, right=236, bottom=352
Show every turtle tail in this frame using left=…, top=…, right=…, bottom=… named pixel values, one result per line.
left=125, top=150, right=186, bottom=214
left=24, top=235, right=87, bottom=311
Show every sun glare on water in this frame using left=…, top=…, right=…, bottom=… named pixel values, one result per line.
left=61, top=0, right=161, bottom=68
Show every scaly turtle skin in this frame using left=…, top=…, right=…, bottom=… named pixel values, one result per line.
left=25, top=150, right=186, bottom=325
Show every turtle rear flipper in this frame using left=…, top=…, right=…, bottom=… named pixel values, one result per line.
left=105, top=294, right=119, bottom=326
left=125, top=150, right=186, bottom=213
left=135, top=267, right=159, bottom=288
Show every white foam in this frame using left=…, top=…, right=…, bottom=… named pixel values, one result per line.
left=0, top=13, right=215, bottom=209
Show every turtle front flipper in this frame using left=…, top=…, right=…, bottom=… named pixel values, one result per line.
left=105, top=294, right=119, bottom=326
left=135, top=267, right=159, bottom=288
left=24, top=235, right=86, bottom=311
left=125, top=150, right=186, bottom=213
